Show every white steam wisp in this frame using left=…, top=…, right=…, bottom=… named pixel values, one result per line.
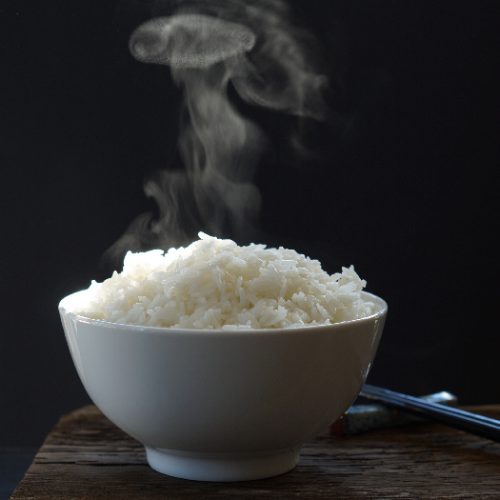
left=108, top=0, right=327, bottom=260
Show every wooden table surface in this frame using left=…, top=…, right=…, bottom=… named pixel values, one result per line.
left=11, top=404, right=500, bottom=499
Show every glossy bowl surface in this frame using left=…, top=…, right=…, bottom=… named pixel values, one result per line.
left=59, top=290, right=387, bottom=481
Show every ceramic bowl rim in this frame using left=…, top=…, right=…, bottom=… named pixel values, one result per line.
left=59, top=290, right=387, bottom=337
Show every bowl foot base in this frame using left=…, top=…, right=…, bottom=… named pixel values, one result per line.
left=145, top=446, right=300, bottom=481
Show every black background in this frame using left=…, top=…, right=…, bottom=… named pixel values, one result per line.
left=1, top=0, right=499, bottom=446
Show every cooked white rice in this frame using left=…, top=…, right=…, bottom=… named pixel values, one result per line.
left=74, top=232, right=374, bottom=329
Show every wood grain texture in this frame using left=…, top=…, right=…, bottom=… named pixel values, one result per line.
left=12, top=405, right=500, bottom=499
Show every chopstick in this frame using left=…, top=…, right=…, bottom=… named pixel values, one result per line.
left=360, top=384, right=500, bottom=443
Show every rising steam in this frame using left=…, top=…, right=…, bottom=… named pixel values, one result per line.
left=107, top=0, right=327, bottom=260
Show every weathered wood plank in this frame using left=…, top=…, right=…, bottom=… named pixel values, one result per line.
left=12, top=405, right=500, bottom=499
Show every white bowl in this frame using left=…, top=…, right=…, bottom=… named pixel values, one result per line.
left=59, top=291, right=387, bottom=481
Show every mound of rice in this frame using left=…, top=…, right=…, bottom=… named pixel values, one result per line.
left=74, top=232, right=374, bottom=329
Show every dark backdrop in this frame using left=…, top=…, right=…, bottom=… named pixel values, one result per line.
left=1, top=0, right=499, bottom=446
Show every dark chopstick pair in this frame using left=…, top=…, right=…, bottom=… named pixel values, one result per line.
left=360, top=384, right=500, bottom=443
